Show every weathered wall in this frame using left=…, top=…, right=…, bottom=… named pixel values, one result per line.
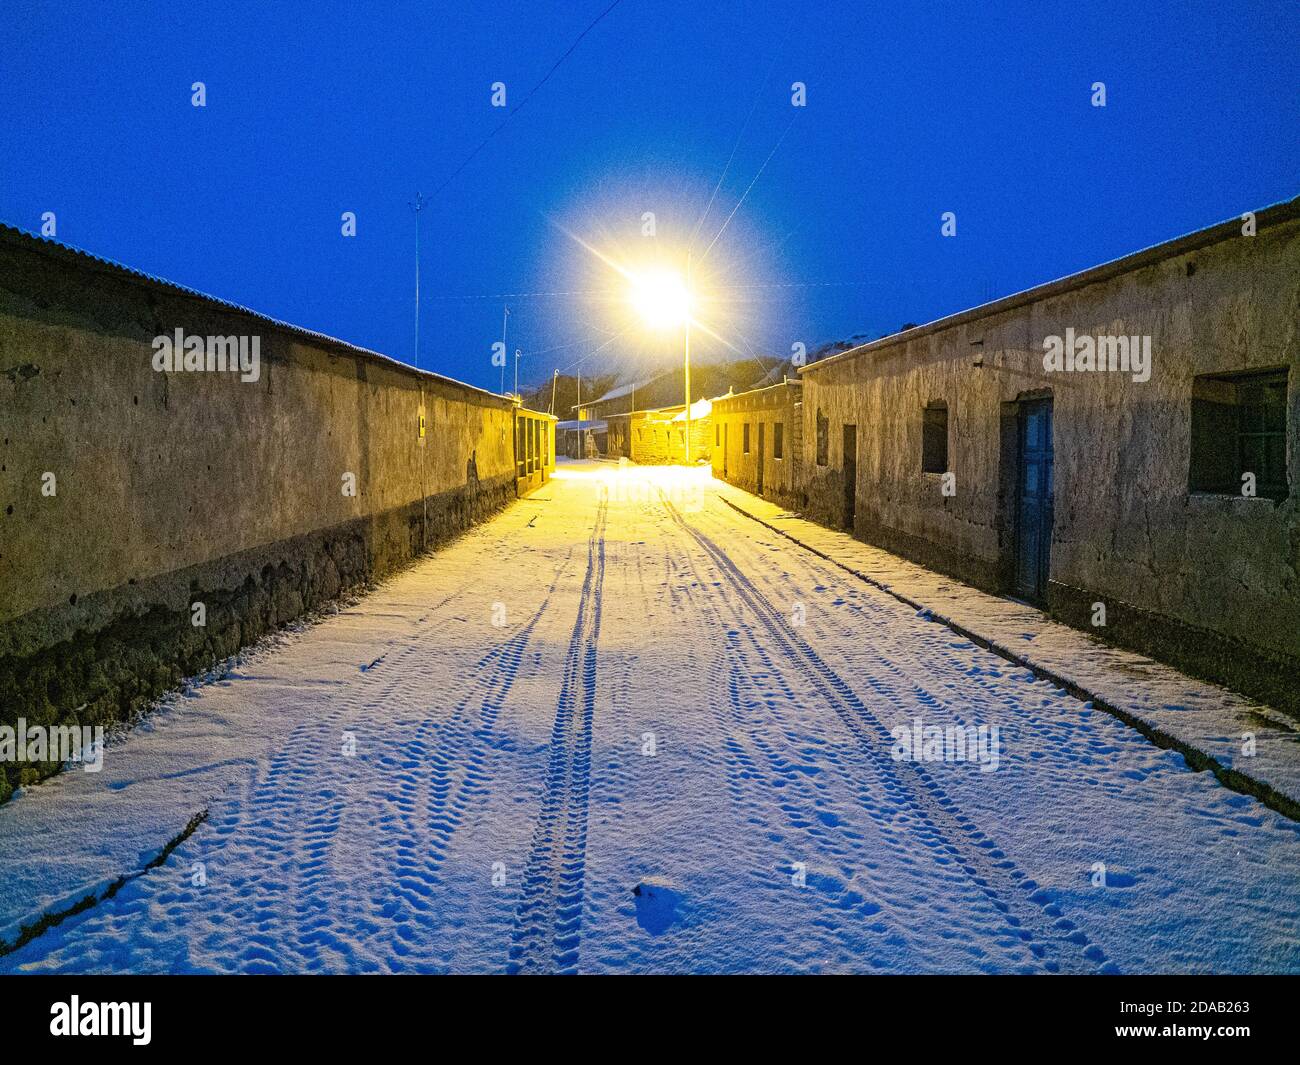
left=711, top=382, right=804, bottom=510
left=629, top=409, right=711, bottom=465
left=0, top=229, right=516, bottom=796
left=800, top=203, right=1300, bottom=712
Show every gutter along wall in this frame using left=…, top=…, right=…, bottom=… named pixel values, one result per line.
left=0, top=227, right=517, bottom=799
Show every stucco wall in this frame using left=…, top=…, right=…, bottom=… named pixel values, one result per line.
left=0, top=229, right=516, bottom=795
left=800, top=208, right=1300, bottom=711
left=711, top=382, right=804, bottom=510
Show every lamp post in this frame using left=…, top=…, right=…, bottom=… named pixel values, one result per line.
left=499, top=305, right=510, bottom=394
left=628, top=263, right=695, bottom=464
left=683, top=250, right=692, bottom=464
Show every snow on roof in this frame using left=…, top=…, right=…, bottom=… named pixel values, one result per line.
left=581, top=374, right=659, bottom=406
left=0, top=224, right=513, bottom=405
left=555, top=419, right=608, bottom=431
left=670, top=397, right=713, bottom=422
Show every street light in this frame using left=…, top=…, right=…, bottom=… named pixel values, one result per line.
left=629, top=268, right=692, bottom=331
left=628, top=262, right=695, bottom=462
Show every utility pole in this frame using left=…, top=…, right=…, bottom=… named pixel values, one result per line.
left=499, top=305, right=510, bottom=394
left=409, top=192, right=427, bottom=367
left=514, top=347, right=522, bottom=399
left=683, top=249, right=692, bottom=464
left=549, top=369, right=558, bottom=415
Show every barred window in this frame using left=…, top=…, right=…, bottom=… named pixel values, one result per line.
left=816, top=410, right=828, bottom=466
left=1190, top=369, right=1288, bottom=499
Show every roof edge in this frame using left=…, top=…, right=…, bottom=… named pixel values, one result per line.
left=0, top=223, right=514, bottom=407
left=800, top=194, right=1300, bottom=376
left=712, top=378, right=804, bottom=406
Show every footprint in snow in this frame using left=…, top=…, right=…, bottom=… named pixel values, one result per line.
left=633, top=879, right=685, bottom=936
left=1087, top=868, right=1139, bottom=889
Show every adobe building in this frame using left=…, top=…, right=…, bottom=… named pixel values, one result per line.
left=567, top=361, right=776, bottom=462
left=797, top=197, right=1300, bottom=713
left=711, top=379, right=804, bottom=510
left=622, top=399, right=713, bottom=464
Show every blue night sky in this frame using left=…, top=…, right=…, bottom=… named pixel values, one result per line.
left=3, top=0, right=1297, bottom=392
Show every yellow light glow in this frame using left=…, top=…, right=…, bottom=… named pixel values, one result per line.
left=628, top=268, right=693, bottom=331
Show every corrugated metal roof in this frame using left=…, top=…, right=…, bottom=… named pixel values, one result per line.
left=0, top=222, right=514, bottom=406
left=555, top=419, right=608, bottom=431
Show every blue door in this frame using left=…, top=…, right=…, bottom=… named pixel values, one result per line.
left=1015, top=399, right=1053, bottom=603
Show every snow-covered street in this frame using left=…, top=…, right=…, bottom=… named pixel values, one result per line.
left=3, top=461, right=1299, bottom=974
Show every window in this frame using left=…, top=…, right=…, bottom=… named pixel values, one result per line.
left=773, top=422, right=784, bottom=460
left=922, top=402, right=948, bottom=473
left=743, top=422, right=751, bottom=454
left=1190, top=369, right=1288, bottom=499
left=816, top=410, right=828, bottom=466
left=715, top=424, right=720, bottom=446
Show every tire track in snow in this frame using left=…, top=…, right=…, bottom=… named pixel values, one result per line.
left=365, top=550, right=578, bottom=969
left=655, top=494, right=1014, bottom=969
left=662, top=494, right=1110, bottom=974
left=507, top=491, right=608, bottom=974
left=143, top=548, right=573, bottom=973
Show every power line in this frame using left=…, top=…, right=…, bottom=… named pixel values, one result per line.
left=426, top=0, right=626, bottom=203
left=420, top=288, right=621, bottom=302
left=697, top=108, right=799, bottom=268
left=688, top=45, right=784, bottom=256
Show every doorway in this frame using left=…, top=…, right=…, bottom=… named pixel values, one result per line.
left=1014, top=398, right=1054, bottom=604
left=757, top=422, right=765, bottom=495
left=842, top=424, right=857, bottom=531
left=723, top=423, right=728, bottom=478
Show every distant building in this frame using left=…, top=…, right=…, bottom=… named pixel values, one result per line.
left=617, top=399, right=713, bottom=465
left=555, top=418, right=606, bottom=459
left=711, top=380, right=803, bottom=510
left=568, top=361, right=776, bottom=461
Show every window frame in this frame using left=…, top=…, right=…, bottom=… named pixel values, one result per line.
left=1189, top=367, right=1289, bottom=501
left=922, top=401, right=949, bottom=475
